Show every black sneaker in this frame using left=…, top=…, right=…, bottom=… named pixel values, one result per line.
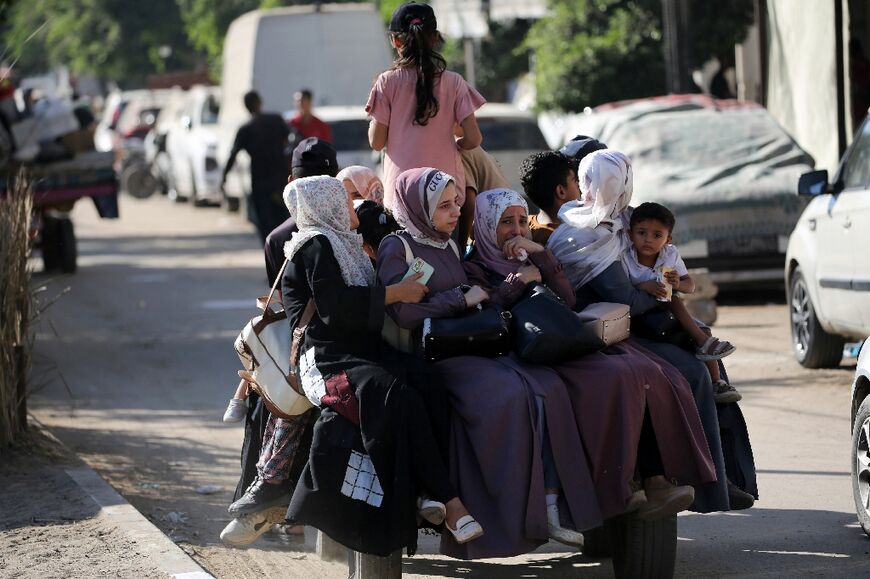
left=228, top=476, right=290, bottom=516
left=727, top=480, right=755, bottom=510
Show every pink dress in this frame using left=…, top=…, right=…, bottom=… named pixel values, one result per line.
left=365, top=68, right=486, bottom=211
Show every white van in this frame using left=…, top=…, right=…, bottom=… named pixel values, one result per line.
left=218, top=4, right=392, bottom=207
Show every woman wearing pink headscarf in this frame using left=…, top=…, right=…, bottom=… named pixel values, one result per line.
left=337, top=165, right=385, bottom=205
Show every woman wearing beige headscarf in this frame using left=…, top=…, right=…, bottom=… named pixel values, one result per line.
left=337, top=165, right=385, bottom=205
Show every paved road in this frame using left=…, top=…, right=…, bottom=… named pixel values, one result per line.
left=29, top=194, right=870, bottom=578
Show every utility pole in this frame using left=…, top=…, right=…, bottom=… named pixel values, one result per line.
left=661, top=0, right=693, bottom=93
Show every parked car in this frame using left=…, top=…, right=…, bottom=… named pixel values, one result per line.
left=563, top=94, right=814, bottom=289
left=292, top=105, right=378, bottom=171
left=164, top=85, right=223, bottom=206
left=94, top=89, right=154, bottom=152
left=850, top=340, right=870, bottom=537
left=785, top=113, right=870, bottom=367
left=476, top=103, right=550, bottom=196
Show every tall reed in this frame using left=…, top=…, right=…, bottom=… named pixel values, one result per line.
left=0, top=171, right=32, bottom=447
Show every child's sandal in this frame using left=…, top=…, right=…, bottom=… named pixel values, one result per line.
left=713, top=379, right=742, bottom=404
left=696, top=336, right=736, bottom=361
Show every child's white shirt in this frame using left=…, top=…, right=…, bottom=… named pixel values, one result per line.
left=622, top=243, right=688, bottom=285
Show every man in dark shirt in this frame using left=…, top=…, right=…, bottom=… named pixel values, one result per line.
left=222, top=90, right=291, bottom=243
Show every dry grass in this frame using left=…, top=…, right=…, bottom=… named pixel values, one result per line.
left=0, top=171, right=32, bottom=447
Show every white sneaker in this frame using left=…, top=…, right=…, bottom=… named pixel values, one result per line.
left=223, top=398, right=247, bottom=423
left=219, top=506, right=287, bottom=547
left=418, top=497, right=447, bottom=525
left=547, top=504, right=584, bottom=547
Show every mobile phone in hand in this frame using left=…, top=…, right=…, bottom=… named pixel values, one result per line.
left=402, top=257, right=434, bottom=285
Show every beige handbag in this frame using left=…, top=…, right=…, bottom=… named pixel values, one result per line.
left=577, top=302, right=631, bottom=346
left=234, top=260, right=315, bottom=418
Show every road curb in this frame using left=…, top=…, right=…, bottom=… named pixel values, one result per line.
left=65, top=465, right=215, bottom=579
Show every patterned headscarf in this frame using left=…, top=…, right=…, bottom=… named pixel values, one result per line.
left=548, top=149, right=633, bottom=288
left=283, top=175, right=374, bottom=286
left=391, top=167, right=455, bottom=249
left=472, top=188, right=529, bottom=278
left=336, top=165, right=385, bottom=205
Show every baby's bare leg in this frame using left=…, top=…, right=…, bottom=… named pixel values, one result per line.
left=233, top=378, right=249, bottom=400
left=666, top=297, right=709, bottom=346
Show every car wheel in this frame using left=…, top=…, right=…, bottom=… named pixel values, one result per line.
left=852, top=394, right=870, bottom=537
left=789, top=267, right=844, bottom=368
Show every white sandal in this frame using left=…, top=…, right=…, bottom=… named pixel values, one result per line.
left=696, top=336, right=736, bottom=361
left=446, top=515, right=484, bottom=544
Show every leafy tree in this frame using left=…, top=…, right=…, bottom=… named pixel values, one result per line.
left=2, top=0, right=198, bottom=86
left=525, top=0, right=754, bottom=111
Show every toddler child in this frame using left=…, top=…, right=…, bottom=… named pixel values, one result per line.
left=623, top=202, right=741, bottom=404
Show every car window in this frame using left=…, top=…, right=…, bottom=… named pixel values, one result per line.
left=330, top=119, right=369, bottom=151
left=477, top=118, right=548, bottom=151
left=842, top=121, right=870, bottom=190
left=201, top=95, right=220, bottom=125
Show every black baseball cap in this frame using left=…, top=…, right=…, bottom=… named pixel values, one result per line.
left=389, top=2, right=437, bottom=33
left=559, top=135, right=607, bottom=164
left=291, top=137, right=337, bottom=171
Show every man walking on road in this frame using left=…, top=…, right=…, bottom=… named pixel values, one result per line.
left=221, top=90, right=291, bottom=243
left=287, top=89, right=333, bottom=143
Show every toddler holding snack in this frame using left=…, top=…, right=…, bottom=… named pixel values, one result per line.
left=623, top=202, right=741, bottom=404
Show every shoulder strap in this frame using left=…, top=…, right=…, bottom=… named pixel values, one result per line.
left=385, top=232, right=415, bottom=264
left=447, top=238, right=462, bottom=260
left=263, top=259, right=290, bottom=310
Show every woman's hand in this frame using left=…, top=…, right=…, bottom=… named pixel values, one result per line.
left=385, top=272, right=429, bottom=305
left=638, top=280, right=669, bottom=299
left=515, top=264, right=542, bottom=284
left=502, top=236, right=545, bottom=259
left=463, top=285, right=489, bottom=308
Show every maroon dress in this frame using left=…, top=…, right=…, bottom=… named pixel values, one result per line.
left=465, top=248, right=717, bottom=519
left=377, top=233, right=602, bottom=559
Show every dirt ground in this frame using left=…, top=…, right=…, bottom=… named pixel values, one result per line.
left=0, top=428, right=167, bottom=578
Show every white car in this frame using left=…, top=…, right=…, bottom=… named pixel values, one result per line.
left=785, top=113, right=870, bottom=367
left=850, top=340, right=870, bottom=537
left=164, top=85, right=223, bottom=206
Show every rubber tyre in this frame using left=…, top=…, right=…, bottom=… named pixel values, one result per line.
left=607, top=513, right=676, bottom=579
left=851, top=394, right=870, bottom=537
left=121, top=164, right=158, bottom=199
left=581, top=526, right=612, bottom=558
left=789, top=267, right=844, bottom=368
left=42, top=215, right=77, bottom=273
left=225, top=195, right=241, bottom=213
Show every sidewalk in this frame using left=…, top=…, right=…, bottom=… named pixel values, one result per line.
left=0, top=426, right=212, bottom=579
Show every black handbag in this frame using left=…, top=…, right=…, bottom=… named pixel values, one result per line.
left=422, top=304, right=511, bottom=362
left=510, top=283, right=605, bottom=364
left=630, top=308, right=694, bottom=349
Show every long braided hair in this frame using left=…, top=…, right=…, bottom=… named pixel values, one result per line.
left=390, top=24, right=447, bottom=126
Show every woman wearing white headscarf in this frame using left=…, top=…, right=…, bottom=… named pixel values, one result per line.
left=281, top=175, right=483, bottom=556
left=547, top=150, right=758, bottom=513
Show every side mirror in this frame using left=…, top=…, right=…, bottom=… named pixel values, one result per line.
left=181, top=115, right=192, bottom=130
left=797, top=170, right=829, bottom=196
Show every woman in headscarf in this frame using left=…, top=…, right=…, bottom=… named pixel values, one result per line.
left=377, top=167, right=603, bottom=559
left=337, top=165, right=385, bottom=205
left=281, top=174, right=483, bottom=556
left=465, top=187, right=717, bottom=521
left=548, top=150, right=758, bottom=512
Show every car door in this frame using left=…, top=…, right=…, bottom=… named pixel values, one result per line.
left=837, top=121, right=870, bottom=329
left=818, top=120, right=870, bottom=329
